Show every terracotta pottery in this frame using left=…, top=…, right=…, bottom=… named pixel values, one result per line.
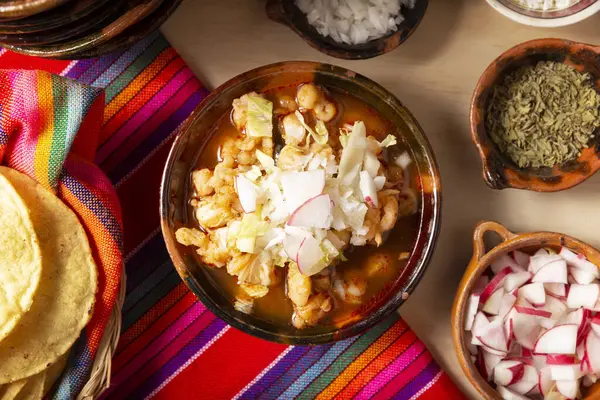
left=2, top=0, right=165, bottom=58
left=470, top=38, right=600, bottom=192
left=160, top=61, right=442, bottom=344
left=486, top=0, right=600, bottom=27
left=451, top=220, right=600, bottom=399
left=0, top=0, right=70, bottom=19
left=265, top=0, right=429, bottom=60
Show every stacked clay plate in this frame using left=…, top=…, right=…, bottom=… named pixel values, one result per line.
left=0, top=167, right=97, bottom=400
left=0, top=0, right=182, bottom=59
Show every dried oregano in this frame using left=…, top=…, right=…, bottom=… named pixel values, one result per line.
left=486, top=61, right=600, bottom=168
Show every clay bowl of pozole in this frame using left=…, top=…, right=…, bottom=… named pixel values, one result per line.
left=160, top=61, right=441, bottom=344
left=471, top=38, right=600, bottom=192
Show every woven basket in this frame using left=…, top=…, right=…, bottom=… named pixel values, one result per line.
left=77, top=271, right=126, bottom=399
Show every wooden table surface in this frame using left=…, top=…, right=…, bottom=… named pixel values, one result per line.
left=161, top=1, right=600, bottom=398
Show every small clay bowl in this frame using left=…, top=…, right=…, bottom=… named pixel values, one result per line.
left=451, top=220, right=600, bottom=399
left=265, top=0, right=429, bottom=60
left=470, top=38, right=600, bottom=192
left=160, top=61, right=442, bottom=344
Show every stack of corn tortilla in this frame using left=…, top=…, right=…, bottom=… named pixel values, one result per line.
left=0, top=167, right=97, bottom=400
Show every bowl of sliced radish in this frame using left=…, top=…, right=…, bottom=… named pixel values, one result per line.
left=452, top=220, right=600, bottom=400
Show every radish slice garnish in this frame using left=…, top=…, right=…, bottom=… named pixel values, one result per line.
left=504, top=271, right=532, bottom=293
left=295, top=235, right=326, bottom=276
left=491, top=254, right=524, bottom=274
left=566, top=283, right=600, bottom=309
left=481, top=267, right=513, bottom=303
left=544, top=283, right=566, bottom=299
left=512, top=250, right=530, bottom=269
left=529, top=254, right=563, bottom=274
left=587, top=331, right=600, bottom=373
left=494, top=360, right=525, bottom=386
left=556, top=379, right=579, bottom=399
left=534, top=324, right=578, bottom=355
left=518, top=283, right=545, bottom=307
left=514, top=305, right=551, bottom=319
left=483, top=288, right=505, bottom=315
left=477, top=319, right=508, bottom=353
left=287, top=194, right=332, bottom=229
left=508, top=364, right=537, bottom=395
left=465, top=294, right=480, bottom=331
left=497, top=386, right=529, bottom=400
left=549, top=364, right=584, bottom=381
left=532, top=259, right=568, bottom=284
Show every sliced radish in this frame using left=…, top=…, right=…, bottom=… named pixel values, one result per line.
left=465, top=294, right=480, bottom=331
left=544, top=283, right=567, bottom=299
left=533, top=324, right=578, bottom=354
left=591, top=315, right=600, bottom=337
left=494, top=360, right=525, bottom=386
left=570, top=266, right=597, bottom=285
left=497, top=386, right=528, bottom=400
left=509, top=310, right=543, bottom=350
left=512, top=250, right=530, bottom=269
left=532, top=355, right=548, bottom=371
left=359, top=170, right=378, bottom=208
left=477, top=318, right=508, bottom=353
left=508, top=364, right=537, bottom=394
left=560, top=247, right=600, bottom=278
left=556, top=379, right=579, bottom=399
left=287, top=194, right=332, bottom=229
left=550, top=363, right=584, bottom=381
left=482, top=350, right=504, bottom=380
left=473, top=275, right=490, bottom=295
left=541, top=295, right=568, bottom=329
left=234, top=175, right=259, bottom=213
left=295, top=235, right=325, bottom=276
left=546, top=354, right=576, bottom=365
left=498, top=293, right=517, bottom=320
left=363, top=152, right=380, bottom=178
left=514, top=305, right=552, bottom=319
left=466, top=334, right=478, bottom=356
left=481, top=267, right=513, bottom=303
left=504, top=271, right=532, bottom=293
left=532, top=259, right=568, bottom=284
left=587, top=331, right=600, bottom=372
left=538, top=367, right=553, bottom=395
left=483, top=287, right=505, bottom=315
left=281, top=170, right=326, bottom=213
left=518, top=283, right=546, bottom=307
left=283, top=234, right=304, bottom=261
left=529, top=254, right=563, bottom=274
left=492, top=254, right=524, bottom=274
left=534, top=248, right=549, bottom=257
left=476, top=350, right=489, bottom=381
left=567, top=283, right=600, bottom=309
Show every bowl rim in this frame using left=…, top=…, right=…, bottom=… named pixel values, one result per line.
left=451, top=220, right=600, bottom=399
left=485, top=0, right=600, bottom=27
left=470, top=38, right=600, bottom=192
left=160, top=60, right=442, bottom=345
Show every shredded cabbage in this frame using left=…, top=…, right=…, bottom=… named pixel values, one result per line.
left=247, top=95, right=273, bottom=137
left=255, top=149, right=275, bottom=170
left=245, top=165, right=262, bottom=182
left=236, top=213, right=269, bottom=253
left=294, top=111, right=328, bottom=145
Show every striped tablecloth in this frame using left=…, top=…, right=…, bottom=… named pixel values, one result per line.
left=0, top=32, right=466, bottom=400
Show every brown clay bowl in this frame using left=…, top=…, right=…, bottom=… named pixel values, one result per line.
left=265, top=0, right=429, bottom=60
left=1, top=0, right=165, bottom=58
left=470, top=38, right=600, bottom=192
left=451, top=220, right=600, bottom=399
left=160, top=61, right=442, bottom=344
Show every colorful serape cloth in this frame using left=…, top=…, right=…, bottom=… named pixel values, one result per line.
left=0, top=32, right=466, bottom=399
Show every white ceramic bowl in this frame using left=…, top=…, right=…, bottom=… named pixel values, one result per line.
left=486, top=0, right=600, bottom=27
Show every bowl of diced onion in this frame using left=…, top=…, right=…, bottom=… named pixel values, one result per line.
left=452, top=221, right=600, bottom=400
left=486, top=0, right=600, bottom=27
left=265, top=0, right=429, bottom=60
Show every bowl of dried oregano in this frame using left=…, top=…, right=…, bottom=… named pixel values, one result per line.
left=470, top=38, right=600, bottom=192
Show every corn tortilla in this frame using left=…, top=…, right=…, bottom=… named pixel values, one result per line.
left=0, top=174, right=42, bottom=343
left=13, top=374, right=42, bottom=400
left=0, top=168, right=97, bottom=383
left=0, top=380, right=26, bottom=400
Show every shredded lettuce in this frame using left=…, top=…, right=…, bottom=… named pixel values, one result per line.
left=247, top=95, right=273, bottom=137
left=338, top=122, right=367, bottom=187
left=378, top=134, right=397, bottom=147
left=294, top=111, right=328, bottom=145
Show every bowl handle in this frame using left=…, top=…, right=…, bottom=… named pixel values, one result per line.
left=472, top=220, right=517, bottom=262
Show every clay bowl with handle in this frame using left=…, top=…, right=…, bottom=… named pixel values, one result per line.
left=451, top=220, right=600, bottom=399
left=265, top=0, right=428, bottom=60
left=470, top=38, right=600, bottom=192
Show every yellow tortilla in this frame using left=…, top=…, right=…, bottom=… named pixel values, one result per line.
left=0, top=168, right=97, bottom=383
left=42, top=354, right=68, bottom=396
left=12, top=375, right=42, bottom=400
left=0, top=174, right=42, bottom=342
left=0, top=380, right=27, bottom=400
